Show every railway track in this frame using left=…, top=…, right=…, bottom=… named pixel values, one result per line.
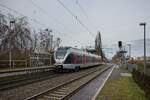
left=0, top=66, right=54, bottom=77
left=25, top=65, right=112, bottom=100
left=0, top=70, right=59, bottom=90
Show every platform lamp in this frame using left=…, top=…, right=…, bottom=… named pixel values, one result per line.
left=9, top=20, right=15, bottom=67
left=139, top=22, right=146, bottom=74
left=127, top=44, right=131, bottom=58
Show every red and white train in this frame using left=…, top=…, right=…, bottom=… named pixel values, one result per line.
left=54, top=47, right=101, bottom=71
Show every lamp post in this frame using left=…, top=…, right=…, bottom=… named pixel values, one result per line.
left=9, top=20, right=15, bottom=67
left=45, top=29, right=52, bottom=51
left=139, top=22, right=146, bottom=74
left=127, top=44, right=131, bottom=58
left=45, top=29, right=52, bottom=65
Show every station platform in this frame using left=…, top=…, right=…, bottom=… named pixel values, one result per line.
left=69, top=65, right=115, bottom=100
left=69, top=65, right=147, bottom=100
left=0, top=66, right=54, bottom=77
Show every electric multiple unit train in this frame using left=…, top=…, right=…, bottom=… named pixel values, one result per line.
left=54, top=47, right=101, bottom=71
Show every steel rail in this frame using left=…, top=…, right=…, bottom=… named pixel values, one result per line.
left=25, top=65, right=112, bottom=100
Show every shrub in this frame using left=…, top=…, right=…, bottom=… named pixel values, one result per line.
left=132, top=69, right=150, bottom=99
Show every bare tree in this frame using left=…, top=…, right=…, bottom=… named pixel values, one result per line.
left=53, top=37, right=61, bottom=50
left=31, top=30, right=38, bottom=52
left=0, top=13, right=9, bottom=52
left=0, top=14, right=32, bottom=52
left=14, top=17, right=32, bottom=51
left=0, top=13, right=7, bottom=24
left=38, top=29, right=52, bottom=52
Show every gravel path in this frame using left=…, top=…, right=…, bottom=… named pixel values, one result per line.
left=0, top=66, right=104, bottom=100
left=109, top=66, right=130, bottom=80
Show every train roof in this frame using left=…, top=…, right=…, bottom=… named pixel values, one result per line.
left=57, top=47, right=71, bottom=50
left=57, top=47, right=101, bottom=58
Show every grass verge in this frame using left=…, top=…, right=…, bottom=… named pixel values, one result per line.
left=96, top=76, right=147, bottom=100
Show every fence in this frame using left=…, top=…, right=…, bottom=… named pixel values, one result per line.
left=0, top=52, right=55, bottom=68
left=0, top=60, right=27, bottom=67
left=30, top=53, right=53, bottom=67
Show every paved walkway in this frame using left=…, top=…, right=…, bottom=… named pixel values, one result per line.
left=108, top=67, right=130, bottom=80
left=69, top=65, right=114, bottom=100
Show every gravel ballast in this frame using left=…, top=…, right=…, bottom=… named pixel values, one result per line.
left=0, top=65, right=105, bottom=100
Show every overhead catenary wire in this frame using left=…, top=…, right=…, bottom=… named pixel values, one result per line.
left=56, top=0, right=94, bottom=37
left=27, top=0, right=56, bottom=28
left=0, top=4, right=64, bottom=36
left=76, top=0, right=88, bottom=19
left=0, top=3, right=92, bottom=46
left=0, top=3, right=48, bottom=28
left=27, top=0, right=78, bottom=35
left=76, top=0, right=98, bottom=31
left=27, top=0, right=91, bottom=45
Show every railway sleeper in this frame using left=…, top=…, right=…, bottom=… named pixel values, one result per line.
left=37, top=99, right=45, bottom=100
left=53, top=91, right=67, bottom=95
left=62, top=84, right=77, bottom=89
left=66, top=82, right=81, bottom=87
left=35, top=66, right=110, bottom=100
left=59, top=88, right=71, bottom=92
left=48, top=93, right=65, bottom=97
left=56, top=89, right=67, bottom=92
left=62, top=87, right=77, bottom=92
left=42, top=95, right=60, bottom=100
left=45, top=93, right=65, bottom=100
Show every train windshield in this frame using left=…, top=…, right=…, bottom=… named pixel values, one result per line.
left=55, top=47, right=70, bottom=59
left=55, top=50, right=67, bottom=59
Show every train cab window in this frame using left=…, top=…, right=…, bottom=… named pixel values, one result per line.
left=64, top=53, right=73, bottom=64
left=55, top=50, right=67, bottom=59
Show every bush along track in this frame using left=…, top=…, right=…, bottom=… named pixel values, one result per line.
left=132, top=69, right=150, bottom=99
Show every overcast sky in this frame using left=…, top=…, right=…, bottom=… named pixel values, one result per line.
left=0, top=0, right=150, bottom=48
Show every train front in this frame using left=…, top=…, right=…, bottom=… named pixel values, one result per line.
left=54, top=47, right=68, bottom=69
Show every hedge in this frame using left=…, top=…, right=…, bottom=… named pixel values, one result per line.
left=132, top=69, right=150, bottom=99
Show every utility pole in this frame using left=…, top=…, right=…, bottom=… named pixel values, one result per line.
left=45, top=29, right=52, bottom=52
left=9, top=20, right=15, bottom=67
left=56, top=38, right=61, bottom=48
left=118, top=41, right=127, bottom=65
left=95, top=32, right=104, bottom=61
left=139, top=22, right=146, bottom=74
left=50, top=34, right=53, bottom=51
left=127, top=44, right=131, bottom=58
left=45, top=29, right=52, bottom=65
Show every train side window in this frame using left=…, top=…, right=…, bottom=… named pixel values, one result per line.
left=77, top=55, right=80, bottom=64
left=86, top=56, right=88, bottom=63
left=70, top=53, right=73, bottom=63
left=79, top=55, right=82, bottom=64
left=73, top=53, right=77, bottom=64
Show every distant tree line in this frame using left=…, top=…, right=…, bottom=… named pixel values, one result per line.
left=0, top=13, right=33, bottom=60
left=0, top=13, right=61, bottom=67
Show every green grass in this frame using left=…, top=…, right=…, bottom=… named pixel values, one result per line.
left=96, top=76, right=148, bottom=100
